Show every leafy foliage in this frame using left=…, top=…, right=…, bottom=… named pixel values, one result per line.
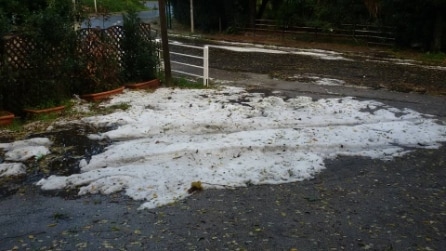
left=1, top=0, right=77, bottom=114
left=171, top=0, right=250, bottom=32
left=171, top=0, right=446, bottom=51
left=82, top=0, right=146, bottom=13
left=71, top=31, right=122, bottom=95
left=121, top=11, right=157, bottom=83
left=0, top=0, right=47, bottom=27
left=0, top=0, right=158, bottom=115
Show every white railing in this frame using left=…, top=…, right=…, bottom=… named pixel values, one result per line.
left=157, top=39, right=209, bottom=86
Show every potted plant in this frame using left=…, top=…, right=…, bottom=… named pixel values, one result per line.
left=121, top=10, right=159, bottom=90
left=72, top=29, right=124, bottom=101
left=15, top=1, right=76, bottom=115
left=21, top=78, right=69, bottom=116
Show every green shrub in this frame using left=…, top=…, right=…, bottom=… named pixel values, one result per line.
left=121, top=10, right=157, bottom=83
left=82, top=0, right=146, bottom=13
left=0, top=0, right=79, bottom=114
left=71, top=30, right=122, bottom=95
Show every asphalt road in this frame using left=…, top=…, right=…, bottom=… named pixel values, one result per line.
left=1, top=36, right=446, bottom=250
left=82, top=1, right=160, bottom=28
left=221, top=71, right=446, bottom=120
left=1, top=71, right=445, bottom=250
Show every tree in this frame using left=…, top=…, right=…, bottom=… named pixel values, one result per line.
left=0, top=0, right=47, bottom=26
left=248, top=0, right=256, bottom=27
left=431, top=0, right=446, bottom=51
left=121, top=11, right=157, bottom=83
left=257, top=0, right=270, bottom=19
left=170, top=0, right=445, bottom=51
left=363, top=0, right=380, bottom=19
left=380, top=0, right=445, bottom=51
left=171, top=0, right=250, bottom=31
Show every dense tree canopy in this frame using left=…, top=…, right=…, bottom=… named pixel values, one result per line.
left=0, top=0, right=48, bottom=26
left=170, top=0, right=446, bottom=51
left=170, top=0, right=250, bottom=32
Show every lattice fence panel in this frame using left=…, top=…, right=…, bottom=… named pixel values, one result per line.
left=139, top=23, right=156, bottom=42
left=1, top=24, right=155, bottom=78
left=104, top=26, right=124, bottom=67
left=4, top=36, right=35, bottom=70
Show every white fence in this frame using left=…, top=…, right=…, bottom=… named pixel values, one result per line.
left=157, top=40, right=209, bottom=86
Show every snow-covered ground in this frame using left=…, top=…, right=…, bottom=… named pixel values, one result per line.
left=212, top=45, right=348, bottom=61
left=1, top=86, right=446, bottom=209
left=169, top=38, right=350, bottom=61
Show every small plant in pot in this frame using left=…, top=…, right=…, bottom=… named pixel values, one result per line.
left=15, top=1, right=75, bottom=116
left=72, top=30, right=124, bottom=101
left=121, top=10, right=159, bottom=89
left=0, top=67, right=70, bottom=118
left=21, top=77, right=69, bottom=116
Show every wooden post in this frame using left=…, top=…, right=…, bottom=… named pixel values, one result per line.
left=190, top=0, right=194, bottom=33
left=72, top=0, right=80, bottom=30
left=167, top=0, right=172, bottom=29
left=158, top=0, right=172, bottom=85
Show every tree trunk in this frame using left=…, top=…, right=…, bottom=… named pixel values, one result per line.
left=257, top=0, right=270, bottom=19
left=431, top=6, right=444, bottom=51
left=248, top=0, right=256, bottom=28
left=363, top=0, right=380, bottom=19
left=158, top=0, right=171, bottom=85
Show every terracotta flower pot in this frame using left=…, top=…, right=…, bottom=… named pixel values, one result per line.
left=125, top=79, right=160, bottom=90
left=23, top=105, right=66, bottom=116
left=0, top=111, right=15, bottom=126
left=80, top=86, right=125, bottom=102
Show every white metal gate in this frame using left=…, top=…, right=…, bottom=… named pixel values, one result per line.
left=157, top=40, right=209, bottom=86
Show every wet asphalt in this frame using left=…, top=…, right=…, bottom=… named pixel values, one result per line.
left=1, top=73, right=446, bottom=250
left=1, top=37, right=446, bottom=250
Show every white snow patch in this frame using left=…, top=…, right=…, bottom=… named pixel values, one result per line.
left=29, top=87, right=446, bottom=209
left=365, top=57, right=446, bottom=71
left=211, top=45, right=287, bottom=54
left=290, top=49, right=349, bottom=61
left=210, top=42, right=350, bottom=61
left=0, top=163, right=27, bottom=177
left=0, top=138, right=52, bottom=161
left=289, top=75, right=346, bottom=86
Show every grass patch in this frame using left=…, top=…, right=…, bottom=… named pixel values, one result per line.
left=25, top=99, right=76, bottom=121
left=28, top=112, right=62, bottom=122
left=87, top=102, right=132, bottom=115
left=108, top=103, right=132, bottom=111
left=171, top=77, right=209, bottom=89
left=2, top=119, right=24, bottom=132
left=82, top=0, right=147, bottom=13
left=392, top=50, right=446, bottom=66
left=419, top=52, right=446, bottom=65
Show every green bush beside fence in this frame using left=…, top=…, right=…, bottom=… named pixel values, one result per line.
left=0, top=2, right=157, bottom=116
